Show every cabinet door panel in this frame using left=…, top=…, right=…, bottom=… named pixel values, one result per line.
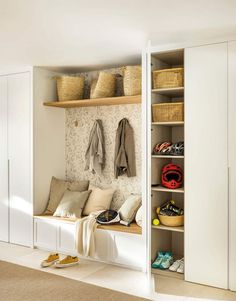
left=0, top=77, right=8, bottom=242
left=113, top=234, right=145, bottom=269
left=8, top=72, right=32, bottom=247
left=229, top=41, right=236, bottom=292
left=58, top=223, right=77, bottom=255
left=34, top=219, right=57, bottom=250
left=185, top=43, right=228, bottom=288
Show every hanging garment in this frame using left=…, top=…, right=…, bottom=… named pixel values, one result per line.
left=85, top=119, right=105, bottom=176
left=114, top=118, right=136, bottom=178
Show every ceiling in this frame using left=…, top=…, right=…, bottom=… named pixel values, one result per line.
left=0, top=0, right=236, bottom=71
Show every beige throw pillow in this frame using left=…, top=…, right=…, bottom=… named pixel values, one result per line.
left=46, top=177, right=89, bottom=214
left=83, top=185, right=115, bottom=215
left=53, top=190, right=91, bottom=219
left=135, top=205, right=142, bottom=227
left=119, top=194, right=141, bottom=224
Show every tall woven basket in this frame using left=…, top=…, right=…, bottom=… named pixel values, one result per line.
left=56, top=76, right=85, bottom=101
left=123, top=65, right=142, bottom=96
left=90, top=72, right=116, bottom=99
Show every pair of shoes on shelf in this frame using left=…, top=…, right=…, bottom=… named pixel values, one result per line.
left=169, top=258, right=184, bottom=274
left=152, top=251, right=173, bottom=269
left=41, top=253, right=79, bottom=268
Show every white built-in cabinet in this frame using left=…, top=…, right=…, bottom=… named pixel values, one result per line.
left=0, top=68, right=65, bottom=247
left=185, top=43, right=228, bottom=289
left=228, top=41, right=236, bottom=292
left=0, top=77, right=8, bottom=242
left=0, top=72, right=32, bottom=246
left=147, top=40, right=236, bottom=291
left=8, top=72, right=33, bottom=246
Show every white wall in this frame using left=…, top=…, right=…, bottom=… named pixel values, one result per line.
left=33, top=68, right=66, bottom=214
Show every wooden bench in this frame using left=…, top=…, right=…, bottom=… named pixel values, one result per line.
left=34, top=215, right=142, bottom=235
left=33, top=215, right=145, bottom=271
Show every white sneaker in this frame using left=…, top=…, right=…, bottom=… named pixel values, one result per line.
left=169, top=258, right=184, bottom=272
left=177, top=259, right=184, bottom=274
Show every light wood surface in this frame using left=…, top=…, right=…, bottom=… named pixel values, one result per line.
left=152, top=268, right=184, bottom=280
left=151, top=185, right=184, bottom=193
left=152, top=87, right=184, bottom=97
left=151, top=121, right=184, bottom=126
left=34, top=215, right=142, bottom=235
left=152, top=155, right=184, bottom=159
left=43, top=95, right=141, bottom=108
left=98, top=223, right=142, bottom=235
left=152, top=224, right=184, bottom=233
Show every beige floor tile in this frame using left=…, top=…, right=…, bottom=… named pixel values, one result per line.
left=2, top=242, right=236, bottom=301
left=0, top=242, right=34, bottom=258
left=154, top=275, right=236, bottom=301
left=82, top=264, right=150, bottom=298
left=18, top=252, right=108, bottom=280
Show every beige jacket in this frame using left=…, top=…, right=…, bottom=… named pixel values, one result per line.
left=85, top=119, right=105, bottom=176
left=114, top=118, right=136, bottom=178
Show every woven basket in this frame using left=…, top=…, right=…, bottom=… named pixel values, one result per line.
left=152, top=102, right=184, bottom=122
left=90, top=79, right=98, bottom=98
left=55, top=76, right=85, bottom=101
left=158, top=214, right=184, bottom=227
left=123, top=65, right=142, bottom=96
left=91, top=72, right=116, bottom=99
left=153, top=67, right=184, bottom=89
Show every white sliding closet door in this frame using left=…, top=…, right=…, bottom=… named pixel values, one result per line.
left=8, top=72, right=32, bottom=247
left=0, top=77, right=9, bottom=242
left=228, top=41, right=236, bottom=292
left=185, top=43, right=228, bottom=289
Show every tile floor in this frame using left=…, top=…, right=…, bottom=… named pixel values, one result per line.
left=0, top=242, right=234, bottom=301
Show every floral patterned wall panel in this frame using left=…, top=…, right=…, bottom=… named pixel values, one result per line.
left=65, top=104, right=142, bottom=210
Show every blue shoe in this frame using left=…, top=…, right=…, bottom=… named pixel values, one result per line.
left=159, top=252, right=173, bottom=270
left=152, top=251, right=165, bottom=269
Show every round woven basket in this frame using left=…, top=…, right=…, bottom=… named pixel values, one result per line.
left=91, top=72, right=116, bottom=99
left=123, top=65, right=142, bottom=96
left=56, top=76, right=85, bottom=101
left=158, top=214, right=184, bottom=227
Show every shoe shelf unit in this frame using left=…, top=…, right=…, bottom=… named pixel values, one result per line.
left=149, top=49, right=185, bottom=280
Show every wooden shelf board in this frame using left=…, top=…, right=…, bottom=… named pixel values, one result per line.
left=152, top=224, right=184, bottom=233
left=152, top=155, right=184, bottom=159
left=151, top=268, right=184, bottom=280
left=152, top=87, right=184, bottom=97
left=151, top=185, right=184, bottom=193
left=152, top=121, right=184, bottom=126
left=43, top=95, right=141, bottom=108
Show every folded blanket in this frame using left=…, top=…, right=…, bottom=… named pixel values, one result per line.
left=75, top=211, right=103, bottom=257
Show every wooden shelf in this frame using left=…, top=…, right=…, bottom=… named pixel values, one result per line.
left=152, top=155, right=184, bottom=159
left=43, top=95, right=141, bottom=108
left=152, top=121, right=184, bottom=126
left=152, top=185, right=184, bottom=193
left=152, top=224, right=184, bottom=233
left=152, top=87, right=184, bottom=97
left=151, top=268, right=184, bottom=280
